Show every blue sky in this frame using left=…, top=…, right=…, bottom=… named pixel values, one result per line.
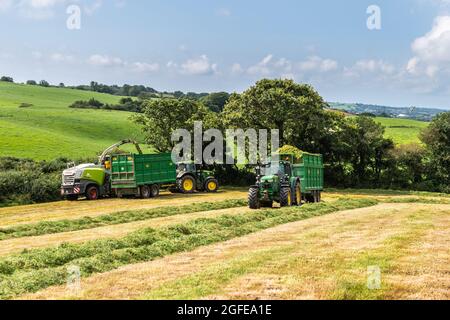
left=1, top=0, right=450, bottom=109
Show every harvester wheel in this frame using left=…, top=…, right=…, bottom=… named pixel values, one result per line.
left=178, top=175, right=196, bottom=194
left=205, top=179, right=219, bottom=193
left=280, top=187, right=292, bottom=207
left=150, top=184, right=160, bottom=197
left=248, top=187, right=260, bottom=209
left=86, top=185, right=99, bottom=201
left=140, top=185, right=151, bottom=199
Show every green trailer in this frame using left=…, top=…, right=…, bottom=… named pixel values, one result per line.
left=248, top=152, right=324, bottom=209
left=110, top=153, right=219, bottom=198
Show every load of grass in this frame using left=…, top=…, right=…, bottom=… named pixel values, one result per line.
left=0, top=199, right=248, bottom=241
left=0, top=198, right=377, bottom=299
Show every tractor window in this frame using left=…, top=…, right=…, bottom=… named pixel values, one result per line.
left=264, top=162, right=284, bottom=176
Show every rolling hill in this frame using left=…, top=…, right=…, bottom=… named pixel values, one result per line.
left=0, top=82, right=145, bottom=160
left=0, top=82, right=430, bottom=161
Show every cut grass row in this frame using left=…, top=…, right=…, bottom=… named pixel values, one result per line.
left=0, top=198, right=378, bottom=299
left=0, top=199, right=247, bottom=241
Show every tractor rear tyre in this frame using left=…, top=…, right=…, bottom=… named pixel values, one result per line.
left=150, top=184, right=160, bottom=198
left=178, top=175, right=196, bottom=194
left=86, top=185, right=100, bottom=201
left=205, top=179, right=219, bottom=193
left=280, top=187, right=292, bottom=207
left=248, top=187, right=260, bottom=209
left=140, top=185, right=151, bottom=199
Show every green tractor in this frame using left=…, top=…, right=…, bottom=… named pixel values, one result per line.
left=248, top=152, right=324, bottom=209
left=61, top=140, right=143, bottom=201
left=173, top=162, right=219, bottom=194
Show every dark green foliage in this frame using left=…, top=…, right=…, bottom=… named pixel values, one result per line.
left=0, top=76, right=13, bottom=82
left=0, top=198, right=377, bottom=299
left=0, top=158, right=70, bottom=207
left=69, top=97, right=144, bottom=113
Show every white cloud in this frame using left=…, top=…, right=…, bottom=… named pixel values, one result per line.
left=50, top=52, right=74, bottom=63
left=0, top=0, right=12, bottom=11
left=217, top=8, right=231, bottom=17
left=247, top=54, right=273, bottom=75
left=407, top=16, right=450, bottom=77
left=88, top=54, right=124, bottom=67
left=180, top=55, right=218, bottom=75
left=298, top=56, right=338, bottom=73
left=231, top=63, right=243, bottom=74
left=131, top=62, right=159, bottom=73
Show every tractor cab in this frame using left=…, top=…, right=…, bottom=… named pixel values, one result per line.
left=175, top=161, right=219, bottom=194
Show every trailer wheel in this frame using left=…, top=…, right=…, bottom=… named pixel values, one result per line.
left=150, top=184, right=160, bottom=197
left=140, top=185, right=151, bottom=199
left=86, top=185, right=99, bottom=201
left=248, top=187, right=260, bottom=209
left=280, top=187, right=292, bottom=207
left=205, top=179, right=219, bottom=193
left=178, top=175, right=196, bottom=194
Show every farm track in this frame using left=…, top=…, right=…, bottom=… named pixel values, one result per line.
left=0, top=189, right=248, bottom=227
left=20, top=203, right=450, bottom=300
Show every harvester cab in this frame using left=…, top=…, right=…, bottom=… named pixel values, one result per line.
left=61, top=139, right=143, bottom=201
left=175, top=162, right=219, bottom=194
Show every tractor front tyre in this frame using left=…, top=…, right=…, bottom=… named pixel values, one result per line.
left=280, top=187, right=292, bottom=207
left=178, top=176, right=196, bottom=194
left=86, top=185, right=100, bottom=201
left=205, top=179, right=219, bottom=193
left=248, top=187, right=260, bottom=210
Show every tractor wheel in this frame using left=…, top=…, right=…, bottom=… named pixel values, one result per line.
left=86, top=185, right=100, bottom=201
left=205, top=179, right=219, bottom=193
left=248, top=187, right=260, bottom=210
left=293, top=182, right=302, bottom=206
left=140, top=185, right=151, bottom=199
left=280, top=187, right=292, bottom=207
left=178, top=175, right=196, bottom=194
left=150, top=184, right=160, bottom=198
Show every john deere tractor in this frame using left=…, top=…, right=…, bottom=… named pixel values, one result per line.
left=61, top=140, right=143, bottom=201
left=248, top=152, right=324, bottom=209
left=174, top=162, right=219, bottom=194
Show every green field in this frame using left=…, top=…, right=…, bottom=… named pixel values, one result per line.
left=0, top=82, right=146, bottom=160
left=0, top=82, right=429, bottom=160
left=375, top=117, right=428, bottom=145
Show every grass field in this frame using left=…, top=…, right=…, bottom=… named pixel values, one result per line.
left=376, top=117, right=428, bottom=145
left=0, top=188, right=447, bottom=300
left=0, top=82, right=146, bottom=160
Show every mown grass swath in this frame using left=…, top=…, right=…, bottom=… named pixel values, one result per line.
left=0, top=199, right=248, bottom=241
left=0, top=198, right=377, bottom=299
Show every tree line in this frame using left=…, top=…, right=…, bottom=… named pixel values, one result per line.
left=134, top=79, right=450, bottom=193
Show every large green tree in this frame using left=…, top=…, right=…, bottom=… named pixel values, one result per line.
left=421, top=112, right=450, bottom=191
left=133, top=98, right=216, bottom=152
left=222, top=79, right=326, bottom=147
